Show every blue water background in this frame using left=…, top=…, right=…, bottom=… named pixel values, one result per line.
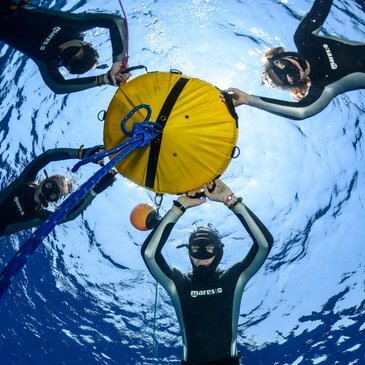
left=0, top=0, right=364, bottom=364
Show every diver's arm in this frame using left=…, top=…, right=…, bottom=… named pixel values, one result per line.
left=202, top=179, right=272, bottom=275
left=230, top=201, right=273, bottom=278
left=67, top=12, right=128, bottom=63
left=0, top=210, right=51, bottom=237
left=0, top=204, right=88, bottom=236
left=58, top=194, right=94, bottom=224
left=59, top=171, right=117, bottom=223
left=0, top=172, right=116, bottom=236
left=18, top=148, right=79, bottom=184
left=141, top=207, right=183, bottom=288
left=0, top=197, right=91, bottom=236
left=222, top=86, right=326, bottom=120
left=36, top=61, right=106, bottom=94
left=22, top=5, right=127, bottom=62
left=294, top=0, right=333, bottom=46
left=247, top=87, right=332, bottom=120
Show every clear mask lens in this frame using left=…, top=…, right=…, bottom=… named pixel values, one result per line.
left=189, top=244, right=216, bottom=260
left=41, top=179, right=61, bottom=202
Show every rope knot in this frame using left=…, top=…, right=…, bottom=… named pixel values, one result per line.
left=121, top=104, right=162, bottom=147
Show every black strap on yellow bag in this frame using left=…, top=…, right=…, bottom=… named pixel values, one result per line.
left=145, top=77, right=190, bottom=189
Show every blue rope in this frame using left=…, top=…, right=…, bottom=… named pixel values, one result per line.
left=83, top=144, right=104, bottom=159
left=72, top=105, right=156, bottom=172
left=121, top=104, right=152, bottom=137
left=0, top=105, right=161, bottom=299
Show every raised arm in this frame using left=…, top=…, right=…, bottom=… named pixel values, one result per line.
left=37, top=62, right=102, bottom=94
left=0, top=170, right=116, bottom=237
left=141, top=207, right=182, bottom=289
left=0, top=148, right=77, bottom=209
left=229, top=200, right=273, bottom=279
left=25, top=7, right=128, bottom=93
left=141, top=194, right=205, bottom=290
left=247, top=88, right=331, bottom=120
left=60, top=170, right=117, bottom=224
left=203, top=179, right=273, bottom=279
left=294, top=0, right=334, bottom=47
left=222, top=87, right=330, bottom=120
left=75, top=13, right=128, bottom=63
left=18, top=148, right=79, bottom=184
left=23, top=5, right=128, bottom=62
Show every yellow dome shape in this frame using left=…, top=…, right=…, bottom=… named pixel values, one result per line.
left=104, top=72, right=238, bottom=194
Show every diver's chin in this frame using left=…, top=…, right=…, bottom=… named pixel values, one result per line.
left=191, top=256, right=215, bottom=267
left=193, top=265, right=214, bottom=278
left=196, top=262, right=210, bottom=267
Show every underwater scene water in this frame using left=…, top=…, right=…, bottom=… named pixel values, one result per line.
left=0, top=0, right=364, bottom=364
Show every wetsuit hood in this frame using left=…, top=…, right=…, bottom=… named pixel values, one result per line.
left=59, top=46, right=82, bottom=67
left=188, top=225, right=224, bottom=278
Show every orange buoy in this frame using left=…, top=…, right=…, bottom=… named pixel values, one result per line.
left=130, top=204, right=160, bottom=231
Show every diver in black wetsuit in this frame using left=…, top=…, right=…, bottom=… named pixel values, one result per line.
left=141, top=179, right=273, bottom=365
left=0, top=0, right=131, bottom=94
left=225, top=0, right=365, bottom=120
left=0, top=147, right=117, bottom=237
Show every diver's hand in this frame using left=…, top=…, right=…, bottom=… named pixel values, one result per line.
left=220, top=88, right=250, bottom=107
left=204, top=179, right=233, bottom=204
left=78, top=145, right=105, bottom=165
left=176, top=190, right=206, bottom=209
left=91, top=170, right=117, bottom=196
left=115, top=71, right=131, bottom=85
left=104, top=62, right=124, bottom=86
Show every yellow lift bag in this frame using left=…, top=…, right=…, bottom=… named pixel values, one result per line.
left=104, top=71, right=238, bottom=194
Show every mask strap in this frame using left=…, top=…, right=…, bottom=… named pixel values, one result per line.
left=176, top=244, right=188, bottom=249
left=38, top=193, right=49, bottom=208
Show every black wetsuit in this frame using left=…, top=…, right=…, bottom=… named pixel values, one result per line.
left=0, top=148, right=115, bottom=237
left=249, top=0, right=365, bottom=120
left=0, top=1, right=127, bottom=94
left=141, top=203, right=273, bottom=364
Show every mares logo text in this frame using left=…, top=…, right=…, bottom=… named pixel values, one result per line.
left=190, top=288, right=223, bottom=298
left=323, top=44, right=337, bottom=70
left=14, top=196, right=25, bottom=216
left=40, top=27, right=61, bottom=51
